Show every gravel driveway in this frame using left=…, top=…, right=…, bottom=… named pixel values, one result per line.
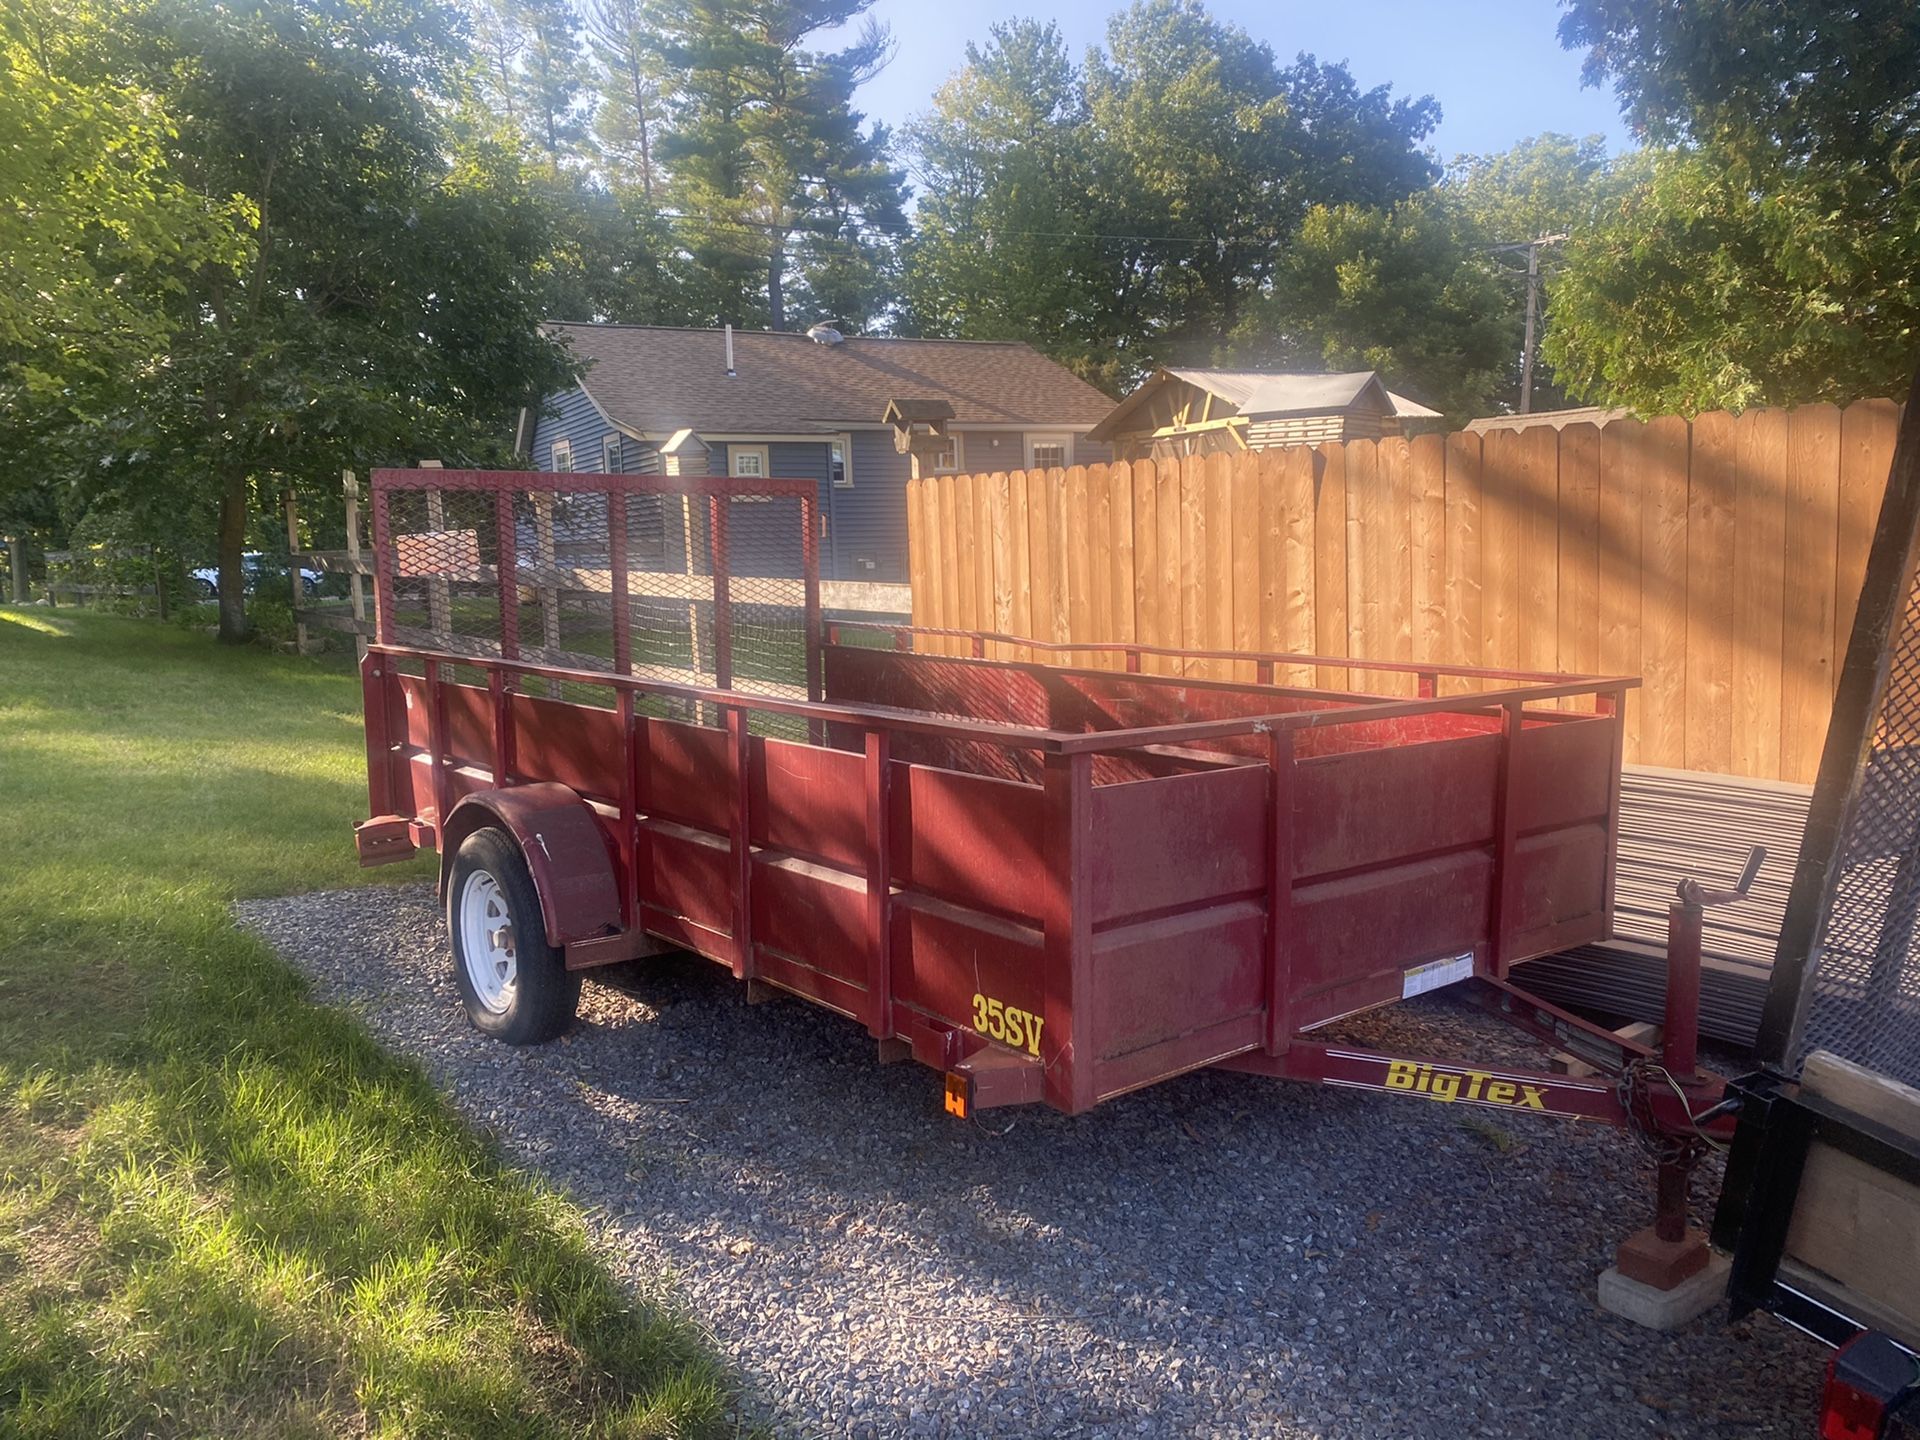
left=241, top=884, right=1825, bottom=1439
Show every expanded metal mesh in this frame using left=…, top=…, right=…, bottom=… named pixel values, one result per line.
left=1796, top=573, right=1920, bottom=1088
left=372, top=470, right=817, bottom=730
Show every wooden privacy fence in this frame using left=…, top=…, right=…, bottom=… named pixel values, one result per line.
left=906, top=397, right=1904, bottom=785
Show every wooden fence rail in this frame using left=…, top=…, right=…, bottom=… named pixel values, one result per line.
left=906, top=398, right=1904, bottom=785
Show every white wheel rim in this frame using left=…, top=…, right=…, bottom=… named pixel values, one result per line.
left=458, top=870, right=518, bottom=1013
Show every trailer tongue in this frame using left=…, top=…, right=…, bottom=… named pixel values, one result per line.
left=351, top=464, right=1741, bottom=1287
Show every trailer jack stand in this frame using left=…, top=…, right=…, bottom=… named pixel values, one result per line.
left=1614, top=1150, right=1711, bottom=1289
left=1601, top=849, right=1763, bottom=1328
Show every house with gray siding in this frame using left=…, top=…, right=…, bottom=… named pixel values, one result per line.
left=515, top=324, right=1115, bottom=588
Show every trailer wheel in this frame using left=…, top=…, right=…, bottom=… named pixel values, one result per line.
left=447, top=827, right=580, bottom=1045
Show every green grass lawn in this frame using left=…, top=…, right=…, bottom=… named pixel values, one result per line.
left=0, top=609, right=745, bottom=1438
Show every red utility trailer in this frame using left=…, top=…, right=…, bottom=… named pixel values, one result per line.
left=353, top=466, right=1730, bottom=1205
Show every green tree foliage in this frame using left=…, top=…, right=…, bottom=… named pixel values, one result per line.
left=898, top=22, right=1115, bottom=377
left=1547, top=0, right=1920, bottom=410
left=473, top=0, right=594, bottom=173
left=1243, top=197, right=1511, bottom=421
left=5, top=0, right=576, bottom=639
left=1440, top=132, right=1610, bottom=411
left=0, top=1, right=246, bottom=399
left=587, top=0, right=669, bottom=198
left=900, top=0, right=1442, bottom=392
left=651, top=0, right=907, bottom=330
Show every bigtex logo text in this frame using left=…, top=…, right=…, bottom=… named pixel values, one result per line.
left=1383, top=1061, right=1547, bottom=1110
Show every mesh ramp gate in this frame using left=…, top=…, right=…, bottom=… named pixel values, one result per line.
left=369, top=469, right=820, bottom=726
left=1762, top=384, right=1920, bottom=1088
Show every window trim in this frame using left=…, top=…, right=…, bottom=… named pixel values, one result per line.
left=601, top=431, right=621, bottom=474
left=930, top=432, right=964, bottom=475
left=831, top=434, right=853, bottom=488
left=551, top=438, right=574, bottom=472
left=1025, top=432, right=1073, bottom=471
left=729, top=443, right=770, bottom=479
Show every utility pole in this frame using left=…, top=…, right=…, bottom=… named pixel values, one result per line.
left=1517, top=233, right=1568, bottom=414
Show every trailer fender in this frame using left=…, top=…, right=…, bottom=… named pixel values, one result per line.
left=438, top=784, right=622, bottom=946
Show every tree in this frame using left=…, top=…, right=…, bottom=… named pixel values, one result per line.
left=1442, top=132, right=1611, bottom=411
left=587, top=0, right=668, bottom=198
left=1547, top=0, right=1920, bottom=410
left=472, top=0, right=594, bottom=173
left=899, top=0, right=1440, bottom=387
left=1082, top=6, right=1439, bottom=362
left=898, top=21, right=1118, bottom=379
left=1243, top=197, right=1511, bottom=421
left=0, top=0, right=244, bottom=409
left=5, top=0, right=579, bottom=640
left=653, top=0, right=908, bottom=330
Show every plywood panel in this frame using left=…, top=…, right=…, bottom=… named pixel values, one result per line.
left=1687, top=410, right=1737, bottom=772
left=1443, top=430, right=1484, bottom=673
left=1639, top=416, right=1692, bottom=768
left=1314, top=442, right=1349, bottom=690
left=1732, top=408, right=1789, bottom=780
left=1837, top=399, right=1901, bottom=669
left=1597, top=419, right=1647, bottom=761
left=1558, top=423, right=1602, bottom=706
left=1782, top=405, right=1841, bottom=783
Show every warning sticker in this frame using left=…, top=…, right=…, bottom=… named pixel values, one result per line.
left=1401, top=951, right=1475, bottom=999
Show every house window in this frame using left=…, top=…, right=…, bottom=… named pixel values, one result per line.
left=601, top=433, right=620, bottom=473
left=1027, top=434, right=1071, bottom=470
left=928, top=433, right=962, bottom=474
left=831, top=438, right=851, bottom=488
left=550, top=438, right=573, bottom=472
left=730, top=444, right=769, bottom=479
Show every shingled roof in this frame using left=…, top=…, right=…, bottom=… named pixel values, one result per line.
left=548, top=323, right=1115, bottom=436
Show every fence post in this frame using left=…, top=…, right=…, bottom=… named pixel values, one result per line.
left=283, top=488, right=307, bottom=653
left=343, top=471, right=368, bottom=659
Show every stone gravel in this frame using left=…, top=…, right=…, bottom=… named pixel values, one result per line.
left=239, top=884, right=1826, bottom=1439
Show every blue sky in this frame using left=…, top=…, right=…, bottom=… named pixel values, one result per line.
left=823, top=0, right=1633, bottom=164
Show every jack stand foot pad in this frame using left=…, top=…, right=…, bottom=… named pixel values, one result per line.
left=1598, top=1253, right=1728, bottom=1331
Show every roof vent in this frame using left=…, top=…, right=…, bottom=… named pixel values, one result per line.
left=806, top=322, right=845, bottom=346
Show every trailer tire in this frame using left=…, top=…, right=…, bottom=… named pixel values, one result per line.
left=447, top=826, right=580, bottom=1045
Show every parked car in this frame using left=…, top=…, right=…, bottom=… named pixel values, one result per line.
left=190, top=553, right=323, bottom=599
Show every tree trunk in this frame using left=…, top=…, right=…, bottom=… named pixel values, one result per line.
left=768, top=236, right=786, bottom=331
left=216, top=463, right=250, bottom=643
